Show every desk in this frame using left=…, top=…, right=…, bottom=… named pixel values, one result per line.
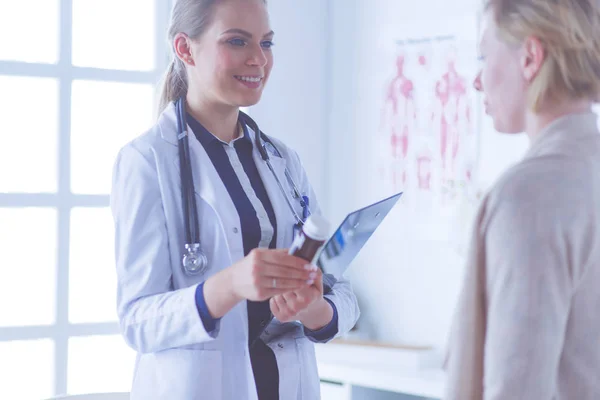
left=315, top=339, right=445, bottom=399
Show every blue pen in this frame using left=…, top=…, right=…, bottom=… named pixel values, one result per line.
left=301, top=195, right=310, bottom=221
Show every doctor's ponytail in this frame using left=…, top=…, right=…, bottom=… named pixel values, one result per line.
left=157, top=0, right=220, bottom=114
left=158, top=58, right=188, bottom=114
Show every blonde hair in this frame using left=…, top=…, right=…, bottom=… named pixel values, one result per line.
left=485, top=0, right=600, bottom=111
left=158, top=0, right=220, bottom=114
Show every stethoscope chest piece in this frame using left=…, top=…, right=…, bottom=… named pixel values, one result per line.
left=175, top=97, right=310, bottom=277
left=182, top=243, right=208, bottom=276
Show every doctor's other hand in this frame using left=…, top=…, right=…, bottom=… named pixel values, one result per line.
left=269, top=266, right=332, bottom=329
left=230, top=248, right=314, bottom=302
left=203, top=249, right=314, bottom=320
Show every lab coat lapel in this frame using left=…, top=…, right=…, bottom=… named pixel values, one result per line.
left=182, top=138, right=241, bottom=218
left=250, top=133, right=296, bottom=249
left=161, top=103, right=233, bottom=222
left=169, top=124, right=239, bottom=267
left=188, top=138, right=224, bottom=208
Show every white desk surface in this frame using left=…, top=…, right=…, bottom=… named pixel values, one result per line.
left=315, top=339, right=446, bottom=399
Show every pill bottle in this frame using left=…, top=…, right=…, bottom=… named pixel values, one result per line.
left=288, top=214, right=330, bottom=263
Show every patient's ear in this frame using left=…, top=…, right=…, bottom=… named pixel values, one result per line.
left=521, top=35, right=545, bottom=82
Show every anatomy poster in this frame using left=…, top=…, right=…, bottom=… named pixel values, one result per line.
left=377, top=35, right=480, bottom=220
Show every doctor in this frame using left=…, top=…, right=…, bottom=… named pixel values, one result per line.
left=110, top=0, right=359, bottom=399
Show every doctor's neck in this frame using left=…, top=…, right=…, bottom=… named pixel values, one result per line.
left=185, top=89, right=241, bottom=144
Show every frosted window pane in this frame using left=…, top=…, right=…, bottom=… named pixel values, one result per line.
left=70, top=80, right=154, bottom=194
left=0, top=1, right=59, bottom=63
left=69, top=208, right=117, bottom=323
left=0, top=340, right=54, bottom=400
left=0, top=76, right=58, bottom=193
left=0, top=208, right=57, bottom=327
left=72, top=0, right=155, bottom=71
left=67, top=335, right=135, bottom=395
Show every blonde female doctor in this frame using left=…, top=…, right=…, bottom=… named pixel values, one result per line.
left=110, top=0, right=359, bottom=399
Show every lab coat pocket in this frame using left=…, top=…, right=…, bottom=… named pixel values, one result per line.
left=151, top=348, right=222, bottom=400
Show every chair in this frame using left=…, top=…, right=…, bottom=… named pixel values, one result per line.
left=46, top=393, right=129, bottom=400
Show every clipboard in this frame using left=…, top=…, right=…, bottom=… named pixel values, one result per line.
left=316, top=192, right=403, bottom=279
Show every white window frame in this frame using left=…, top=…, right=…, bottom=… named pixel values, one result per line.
left=0, top=0, right=171, bottom=395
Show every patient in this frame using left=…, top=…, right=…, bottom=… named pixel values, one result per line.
left=444, top=1, right=600, bottom=399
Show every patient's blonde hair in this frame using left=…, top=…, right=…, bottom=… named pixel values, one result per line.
left=485, top=0, right=600, bottom=111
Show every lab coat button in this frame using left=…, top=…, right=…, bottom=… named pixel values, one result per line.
left=233, top=227, right=239, bottom=234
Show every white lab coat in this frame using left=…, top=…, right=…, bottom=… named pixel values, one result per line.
left=110, top=103, right=360, bottom=400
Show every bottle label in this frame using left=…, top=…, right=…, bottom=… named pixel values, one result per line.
left=288, top=234, right=306, bottom=254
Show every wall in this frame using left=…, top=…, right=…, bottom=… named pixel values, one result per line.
left=252, top=0, right=562, bottom=352
left=249, top=0, right=331, bottom=210
left=326, top=0, right=530, bottom=349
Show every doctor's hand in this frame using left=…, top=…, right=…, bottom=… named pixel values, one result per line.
left=269, top=266, right=333, bottom=330
left=203, top=249, right=316, bottom=320
left=229, top=248, right=314, bottom=302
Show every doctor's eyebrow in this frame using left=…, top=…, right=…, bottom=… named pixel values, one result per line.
left=221, top=28, right=275, bottom=38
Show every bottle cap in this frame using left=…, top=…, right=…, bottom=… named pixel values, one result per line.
left=302, top=214, right=330, bottom=241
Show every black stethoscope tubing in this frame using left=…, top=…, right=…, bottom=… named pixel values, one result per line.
left=177, top=97, right=200, bottom=249
left=176, top=97, right=309, bottom=274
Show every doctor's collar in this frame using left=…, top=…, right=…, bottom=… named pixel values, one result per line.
left=185, top=111, right=252, bottom=148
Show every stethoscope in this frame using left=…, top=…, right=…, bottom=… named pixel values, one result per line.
left=176, top=97, right=311, bottom=276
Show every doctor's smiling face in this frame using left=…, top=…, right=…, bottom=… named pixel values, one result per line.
left=173, top=0, right=273, bottom=109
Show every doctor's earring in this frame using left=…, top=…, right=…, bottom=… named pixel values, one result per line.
left=186, top=52, right=194, bottom=65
